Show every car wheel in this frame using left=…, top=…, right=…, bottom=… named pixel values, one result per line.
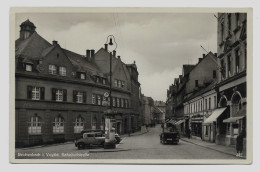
left=77, top=143, right=85, bottom=150
left=162, top=139, right=166, bottom=144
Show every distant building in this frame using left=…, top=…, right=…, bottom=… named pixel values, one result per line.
left=154, top=101, right=166, bottom=123
left=15, top=20, right=141, bottom=147
left=141, top=95, right=154, bottom=125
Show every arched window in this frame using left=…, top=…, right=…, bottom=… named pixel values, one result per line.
left=74, top=116, right=84, bottom=133
left=231, top=93, right=242, bottom=114
left=53, top=116, right=64, bottom=133
left=92, top=117, right=97, bottom=130
left=219, top=97, right=227, bottom=107
left=28, top=115, right=41, bottom=134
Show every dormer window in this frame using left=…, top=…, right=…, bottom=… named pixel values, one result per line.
left=96, top=76, right=100, bottom=83
left=102, top=78, right=106, bottom=85
left=118, top=80, right=122, bottom=87
left=80, top=73, right=86, bottom=79
left=49, top=65, right=57, bottom=75
left=59, top=67, right=66, bottom=76
left=122, top=81, right=125, bottom=88
left=25, top=64, right=32, bottom=72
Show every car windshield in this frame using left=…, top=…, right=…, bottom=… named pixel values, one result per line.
left=83, top=133, right=95, bottom=138
left=95, top=133, right=103, bottom=137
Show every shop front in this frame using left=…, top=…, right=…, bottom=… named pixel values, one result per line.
left=203, top=107, right=227, bottom=142
left=191, top=114, right=203, bottom=139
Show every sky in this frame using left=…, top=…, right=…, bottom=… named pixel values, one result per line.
left=15, top=12, right=217, bottom=101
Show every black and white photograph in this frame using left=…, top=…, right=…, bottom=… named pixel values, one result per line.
left=10, top=7, right=252, bottom=164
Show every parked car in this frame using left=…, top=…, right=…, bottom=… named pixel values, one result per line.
left=115, top=133, right=122, bottom=144
left=75, top=132, right=105, bottom=149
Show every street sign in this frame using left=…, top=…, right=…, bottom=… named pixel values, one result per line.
left=104, top=92, right=109, bottom=98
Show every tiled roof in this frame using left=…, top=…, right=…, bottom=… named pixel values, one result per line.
left=63, top=48, right=99, bottom=74
left=15, top=31, right=103, bottom=76
left=15, top=32, right=51, bottom=59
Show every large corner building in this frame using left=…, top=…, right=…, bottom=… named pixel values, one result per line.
left=15, top=20, right=141, bottom=147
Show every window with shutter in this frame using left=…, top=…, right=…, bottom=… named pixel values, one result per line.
left=32, top=87, right=40, bottom=100
left=83, top=92, right=86, bottom=103
left=52, top=88, right=56, bottom=100
left=76, top=91, right=83, bottom=103
left=63, top=89, right=67, bottom=101
left=27, top=86, right=32, bottom=99
left=40, top=87, right=45, bottom=100
left=73, top=90, right=77, bottom=102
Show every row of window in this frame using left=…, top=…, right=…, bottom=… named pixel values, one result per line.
left=91, top=93, right=129, bottom=108
left=220, top=46, right=246, bottom=80
left=27, top=86, right=129, bottom=108
left=95, top=76, right=107, bottom=85
left=186, top=96, right=217, bottom=114
left=114, top=79, right=125, bottom=88
left=220, top=13, right=242, bottom=42
left=28, top=116, right=104, bottom=135
left=25, top=64, right=110, bottom=84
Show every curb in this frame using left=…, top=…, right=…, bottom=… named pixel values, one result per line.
left=89, top=148, right=130, bottom=153
left=180, top=138, right=239, bottom=157
left=17, top=141, right=74, bottom=150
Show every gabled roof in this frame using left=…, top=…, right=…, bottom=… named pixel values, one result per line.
left=183, top=64, right=195, bottom=76
left=174, top=78, right=179, bottom=85
left=15, top=32, right=51, bottom=58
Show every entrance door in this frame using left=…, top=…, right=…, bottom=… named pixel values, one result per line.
left=116, top=122, right=121, bottom=134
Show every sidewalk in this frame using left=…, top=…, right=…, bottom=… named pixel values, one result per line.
left=120, top=126, right=149, bottom=138
left=181, top=137, right=245, bottom=158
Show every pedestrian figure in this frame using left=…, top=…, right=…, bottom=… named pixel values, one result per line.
left=187, top=128, right=191, bottom=139
left=128, top=128, right=131, bottom=137
left=236, top=132, right=244, bottom=157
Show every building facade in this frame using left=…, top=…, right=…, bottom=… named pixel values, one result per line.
left=182, top=52, right=218, bottom=138
left=184, top=80, right=219, bottom=141
left=215, top=13, right=247, bottom=146
left=154, top=101, right=166, bottom=123
left=15, top=20, right=141, bottom=147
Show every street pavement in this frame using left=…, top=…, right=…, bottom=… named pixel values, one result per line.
left=15, top=125, right=239, bottom=159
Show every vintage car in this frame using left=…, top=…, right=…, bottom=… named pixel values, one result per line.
left=75, top=132, right=105, bottom=149
left=160, top=132, right=180, bottom=144
left=160, top=123, right=180, bottom=145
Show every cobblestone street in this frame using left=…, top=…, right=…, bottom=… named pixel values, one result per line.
left=15, top=125, right=239, bottom=159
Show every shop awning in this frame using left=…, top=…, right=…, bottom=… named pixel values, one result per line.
left=203, top=107, right=227, bottom=124
left=175, top=120, right=184, bottom=125
left=223, top=116, right=245, bottom=123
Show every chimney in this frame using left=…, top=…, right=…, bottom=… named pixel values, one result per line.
left=90, top=49, right=95, bottom=60
left=104, top=44, right=108, bottom=51
left=113, top=50, right=116, bottom=57
left=117, top=56, right=121, bottom=60
left=86, top=50, right=91, bottom=59
left=203, top=54, right=206, bottom=58
left=52, top=40, right=58, bottom=45
left=198, top=58, right=203, bottom=63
